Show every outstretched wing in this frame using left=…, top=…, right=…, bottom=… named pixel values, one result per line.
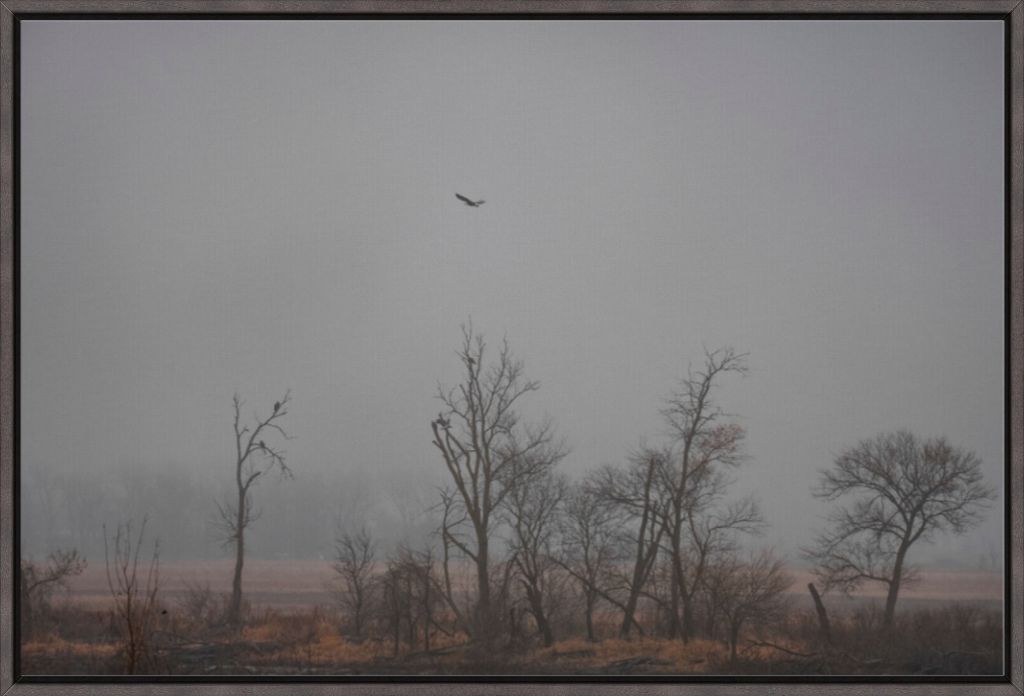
left=455, top=193, right=473, bottom=204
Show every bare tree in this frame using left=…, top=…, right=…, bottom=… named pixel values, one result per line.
left=557, top=480, right=620, bottom=642
left=20, top=548, right=86, bottom=639
left=380, top=559, right=408, bottom=656
left=430, top=324, right=561, bottom=641
left=806, top=430, right=995, bottom=628
left=504, top=462, right=567, bottom=647
left=104, top=518, right=160, bottom=674
left=216, top=390, right=294, bottom=627
left=332, top=526, right=377, bottom=641
left=658, top=347, right=748, bottom=642
left=435, top=488, right=471, bottom=633
left=712, top=549, right=792, bottom=661
left=671, top=488, right=764, bottom=640
left=593, top=449, right=668, bottom=638
left=391, top=544, right=444, bottom=652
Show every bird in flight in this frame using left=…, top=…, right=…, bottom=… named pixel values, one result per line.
left=455, top=193, right=485, bottom=207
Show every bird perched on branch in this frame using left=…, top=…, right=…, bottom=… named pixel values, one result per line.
left=455, top=193, right=485, bottom=207
left=273, top=401, right=281, bottom=413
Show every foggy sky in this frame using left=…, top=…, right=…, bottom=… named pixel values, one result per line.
left=19, top=19, right=1005, bottom=564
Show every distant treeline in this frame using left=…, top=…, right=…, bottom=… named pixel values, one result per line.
left=20, top=462, right=433, bottom=561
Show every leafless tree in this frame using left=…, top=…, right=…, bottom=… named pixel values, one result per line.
left=435, top=487, right=471, bottom=633
left=805, top=430, right=995, bottom=629
left=103, top=518, right=160, bottom=674
left=669, top=487, right=764, bottom=640
left=430, top=324, right=562, bottom=641
left=593, top=449, right=669, bottom=638
left=20, top=548, right=86, bottom=638
left=658, top=347, right=748, bottom=642
left=398, top=544, right=444, bottom=651
left=504, top=462, right=567, bottom=647
left=711, top=548, right=792, bottom=661
left=332, top=526, right=377, bottom=640
left=216, top=390, right=294, bottom=627
left=556, top=480, right=621, bottom=642
left=380, top=559, right=408, bottom=656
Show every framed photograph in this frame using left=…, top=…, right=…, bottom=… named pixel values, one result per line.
left=1, top=1, right=1021, bottom=694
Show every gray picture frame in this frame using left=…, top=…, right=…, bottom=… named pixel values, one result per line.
left=1, top=1, right=1021, bottom=694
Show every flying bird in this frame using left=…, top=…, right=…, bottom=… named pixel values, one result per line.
left=455, top=193, right=485, bottom=207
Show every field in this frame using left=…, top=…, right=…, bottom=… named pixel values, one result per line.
left=21, top=560, right=1004, bottom=677
left=59, top=560, right=1002, bottom=609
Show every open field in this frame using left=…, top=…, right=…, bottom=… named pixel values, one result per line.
left=21, top=561, right=1004, bottom=677
left=21, top=601, right=1004, bottom=677
left=61, top=560, right=1003, bottom=611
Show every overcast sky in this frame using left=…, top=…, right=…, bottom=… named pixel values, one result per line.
left=19, top=19, right=1005, bottom=564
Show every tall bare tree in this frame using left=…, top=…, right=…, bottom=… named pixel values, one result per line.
left=389, top=544, right=443, bottom=652
left=217, top=391, right=294, bottom=626
left=430, top=325, right=561, bottom=641
left=557, top=480, right=620, bottom=642
left=332, top=526, right=377, bottom=640
left=658, top=347, right=748, bottom=642
left=594, top=449, right=669, bottom=638
left=666, top=489, right=764, bottom=639
left=806, top=430, right=994, bottom=628
left=504, top=463, right=567, bottom=647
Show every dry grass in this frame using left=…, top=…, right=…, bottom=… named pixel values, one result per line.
left=271, top=633, right=392, bottom=666
left=537, top=636, right=727, bottom=673
left=20, top=563, right=1005, bottom=676
left=22, top=636, right=118, bottom=660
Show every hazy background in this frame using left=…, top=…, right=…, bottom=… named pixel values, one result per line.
left=19, top=19, right=1005, bottom=569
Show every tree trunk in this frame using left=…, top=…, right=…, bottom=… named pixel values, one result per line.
left=807, top=582, right=832, bottom=645
left=228, top=489, right=246, bottom=626
left=667, top=504, right=685, bottom=640
left=584, top=593, right=596, bottom=642
left=680, top=595, right=695, bottom=644
left=668, top=543, right=682, bottom=639
left=526, top=587, right=554, bottom=647
left=353, top=600, right=363, bottom=641
left=475, top=534, right=492, bottom=640
left=423, top=573, right=432, bottom=652
left=728, top=621, right=740, bottom=661
left=883, top=545, right=909, bottom=629
left=406, top=581, right=416, bottom=648
left=619, top=591, right=640, bottom=638
left=883, top=577, right=901, bottom=629
left=536, top=612, right=554, bottom=648
left=704, top=602, right=717, bottom=639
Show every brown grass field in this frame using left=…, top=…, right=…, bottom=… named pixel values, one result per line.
left=21, top=561, right=1004, bottom=677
